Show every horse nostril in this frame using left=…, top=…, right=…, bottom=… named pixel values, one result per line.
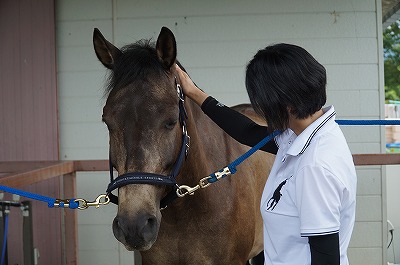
left=113, top=215, right=128, bottom=238
left=139, top=215, right=157, bottom=242
left=147, top=216, right=156, bottom=226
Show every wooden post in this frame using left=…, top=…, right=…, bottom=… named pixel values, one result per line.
left=22, top=201, right=34, bottom=265
left=62, top=173, right=78, bottom=265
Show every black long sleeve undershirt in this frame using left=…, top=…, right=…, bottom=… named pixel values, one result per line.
left=201, top=96, right=278, bottom=155
left=309, top=233, right=340, bottom=265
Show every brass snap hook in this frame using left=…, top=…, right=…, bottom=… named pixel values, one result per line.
left=75, top=194, right=110, bottom=210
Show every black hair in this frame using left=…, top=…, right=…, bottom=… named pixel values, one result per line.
left=245, top=43, right=327, bottom=131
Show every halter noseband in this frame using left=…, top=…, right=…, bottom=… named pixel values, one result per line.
left=106, top=77, right=189, bottom=209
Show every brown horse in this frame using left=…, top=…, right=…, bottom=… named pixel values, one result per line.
left=93, top=26, right=275, bottom=265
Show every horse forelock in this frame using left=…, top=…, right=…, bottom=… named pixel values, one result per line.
left=104, top=39, right=167, bottom=97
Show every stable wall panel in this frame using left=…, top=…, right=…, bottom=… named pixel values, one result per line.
left=59, top=122, right=108, bottom=150
left=164, top=38, right=379, bottom=69
left=60, top=147, right=109, bottom=160
left=356, top=195, right=383, bottom=221
left=56, top=0, right=112, bottom=21
left=351, top=221, right=383, bottom=247
left=57, top=20, right=112, bottom=47
left=326, top=64, right=379, bottom=91
left=341, top=127, right=381, bottom=143
left=79, top=246, right=135, bottom=265
left=348, top=143, right=383, bottom=154
left=57, top=46, right=104, bottom=72
left=356, top=168, right=382, bottom=195
left=79, top=224, right=118, bottom=251
left=79, top=249, right=120, bottom=265
left=117, top=0, right=376, bottom=18
left=59, top=97, right=105, bottom=123
left=57, top=71, right=108, bottom=99
left=116, top=11, right=377, bottom=43
left=348, top=248, right=383, bottom=265
left=327, top=90, right=380, bottom=118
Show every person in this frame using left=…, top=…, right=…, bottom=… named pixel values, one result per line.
left=174, top=43, right=357, bottom=265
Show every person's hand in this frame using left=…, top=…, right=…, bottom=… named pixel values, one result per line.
left=174, top=64, right=209, bottom=106
left=174, top=64, right=197, bottom=96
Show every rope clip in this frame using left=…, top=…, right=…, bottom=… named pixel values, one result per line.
left=54, top=194, right=110, bottom=209
left=74, top=194, right=110, bottom=210
left=176, top=177, right=211, bottom=198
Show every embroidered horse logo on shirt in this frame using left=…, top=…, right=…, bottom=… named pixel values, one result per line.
left=267, top=179, right=287, bottom=210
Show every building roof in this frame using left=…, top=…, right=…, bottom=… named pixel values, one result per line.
left=383, top=0, right=400, bottom=28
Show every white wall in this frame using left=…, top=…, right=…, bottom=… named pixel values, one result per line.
left=56, top=0, right=386, bottom=264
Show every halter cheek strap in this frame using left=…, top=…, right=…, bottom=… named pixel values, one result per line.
left=106, top=77, right=189, bottom=209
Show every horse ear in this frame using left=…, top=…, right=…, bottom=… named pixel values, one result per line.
left=93, top=28, right=122, bottom=69
left=156, top=27, right=177, bottom=69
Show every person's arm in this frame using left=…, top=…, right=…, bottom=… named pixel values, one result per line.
left=308, top=233, right=340, bottom=265
left=175, top=64, right=278, bottom=154
left=201, top=97, right=278, bottom=154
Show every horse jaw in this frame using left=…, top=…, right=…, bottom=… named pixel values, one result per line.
left=112, top=184, right=163, bottom=251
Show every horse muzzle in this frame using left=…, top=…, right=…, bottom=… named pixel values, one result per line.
left=113, top=212, right=160, bottom=251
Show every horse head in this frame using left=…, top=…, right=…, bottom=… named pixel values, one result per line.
left=93, top=27, right=185, bottom=251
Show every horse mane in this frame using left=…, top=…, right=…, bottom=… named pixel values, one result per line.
left=104, top=39, right=165, bottom=96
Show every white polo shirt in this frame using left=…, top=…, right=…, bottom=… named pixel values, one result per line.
left=261, top=105, right=357, bottom=265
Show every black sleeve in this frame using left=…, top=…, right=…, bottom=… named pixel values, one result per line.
left=308, top=233, right=340, bottom=265
left=201, top=96, right=278, bottom=154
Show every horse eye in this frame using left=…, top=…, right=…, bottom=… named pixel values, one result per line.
left=165, top=119, right=178, bottom=130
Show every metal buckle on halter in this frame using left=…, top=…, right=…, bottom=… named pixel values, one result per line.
left=183, top=125, right=190, bottom=156
left=177, top=84, right=184, bottom=102
left=175, top=77, right=184, bottom=102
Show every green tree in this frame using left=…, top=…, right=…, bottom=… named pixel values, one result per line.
left=384, top=21, right=400, bottom=101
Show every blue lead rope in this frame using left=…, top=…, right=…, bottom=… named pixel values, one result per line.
left=207, top=130, right=281, bottom=183
left=336, top=119, right=400, bottom=125
left=0, top=185, right=79, bottom=209
left=207, top=118, right=400, bottom=184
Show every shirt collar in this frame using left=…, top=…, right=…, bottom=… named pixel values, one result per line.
left=286, top=106, right=336, bottom=156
